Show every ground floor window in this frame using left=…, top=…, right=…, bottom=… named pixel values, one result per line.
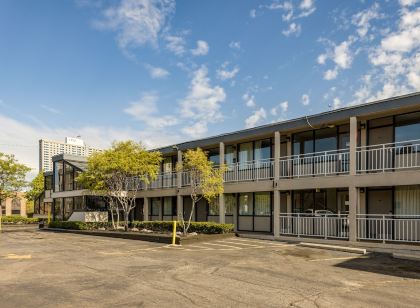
left=163, top=197, right=175, bottom=216
left=208, top=198, right=219, bottom=215
left=239, top=193, right=253, bottom=215
left=54, top=198, right=63, bottom=220
left=292, top=189, right=348, bottom=214
left=74, top=196, right=84, bottom=211
left=64, top=197, right=73, bottom=220
left=225, top=194, right=236, bottom=215
left=151, top=198, right=161, bottom=216
left=254, top=192, right=271, bottom=216
left=395, top=185, right=420, bottom=215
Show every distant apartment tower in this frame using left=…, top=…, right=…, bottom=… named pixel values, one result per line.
left=39, top=137, right=101, bottom=171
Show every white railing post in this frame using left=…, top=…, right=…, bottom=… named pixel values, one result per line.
left=297, top=213, right=300, bottom=238
left=382, top=215, right=386, bottom=243
left=324, top=214, right=328, bottom=239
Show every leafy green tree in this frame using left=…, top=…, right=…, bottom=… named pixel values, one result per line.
left=177, top=148, right=225, bottom=234
left=77, top=141, right=162, bottom=230
left=0, top=152, right=30, bottom=216
left=26, top=172, right=44, bottom=201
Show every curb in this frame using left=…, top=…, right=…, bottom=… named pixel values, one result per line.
left=298, top=242, right=367, bottom=254
left=392, top=253, right=420, bottom=262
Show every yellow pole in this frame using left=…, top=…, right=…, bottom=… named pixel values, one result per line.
left=47, top=208, right=51, bottom=225
left=172, top=220, right=177, bottom=245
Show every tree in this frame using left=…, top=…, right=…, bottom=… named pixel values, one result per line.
left=26, top=172, right=44, bottom=201
left=0, top=152, right=30, bottom=216
left=77, top=141, right=162, bottom=231
left=177, top=148, right=225, bottom=235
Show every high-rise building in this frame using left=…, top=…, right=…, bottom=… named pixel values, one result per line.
left=39, top=137, right=101, bottom=171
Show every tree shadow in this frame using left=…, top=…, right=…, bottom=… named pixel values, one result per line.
left=335, top=253, right=420, bottom=280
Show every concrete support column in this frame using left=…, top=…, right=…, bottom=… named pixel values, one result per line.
left=143, top=197, right=149, bottom=221
left=177, top=150, right=182, bottom=188
left=350, top=116, right=358, bottom=176
left=273, top=131, right=281, bottom=237
left=349, top=186, right=358, bottom=242
left=177, top=195, right=183, bottom=221
left=219, top=142, right=225, bottom=224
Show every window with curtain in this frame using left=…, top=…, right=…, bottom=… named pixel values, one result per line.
left=238, top=142, right=253, bottom=162
left=224, top=145, right=236, bottom=165
left=208, top=198, right=219, bottom=215
left=163, top=157, right=174, bottom=173
left=395, top=185, right=420, bottom=215
left=225, top=194, right=236, bottom=215
left=239, top=193, right=253, bottom=215
left=151, top=198, right=161, bottom=216
left=254, top=139, right=271, bottom=161
left=163, top=197, right=173, bottom=216
left=254, top=192, right=271, bottom=216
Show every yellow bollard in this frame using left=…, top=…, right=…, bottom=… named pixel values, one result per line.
left=47, top=208, right=51, bottom=225
left=172, top=220, right=177, bottom=245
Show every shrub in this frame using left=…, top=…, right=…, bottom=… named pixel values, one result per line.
left=48, top=220, right=234, bottom=234
left=1, top=216, right=40, bottom=224
left=133, top=221, right=234, bottom=234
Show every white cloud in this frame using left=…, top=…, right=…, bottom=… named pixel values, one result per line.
left=399, top=0, right=419, bottom=6
left=245, top=108, right=267, bottom=128
left=124, top=93, right=178, bottom=129
left=216, top=62, right=240, bottom=80
left=332, top=97, right=341, bottom=109
left=300, top=0, right=313, bottom=11
left=242, top=93, right=256, bottom=108
left=302, top=94, right=310, bottom=106
left=191, top=40, right=209, bottom=56
left=351, top=3, right=382, bottom=38
left=334, top=39, right=353, bottom=69
left=324, top=67, right=338, bottom=80
left=229, top=41, right=241, bottom=50
left=40, top=105, right=61, bottom=114
left=179, top=66, right=226, bottom=137
left=164, top=35, right=186, bottom=55
left=282, top=22, right=301, bottom=37
left=317, top=54, right=327, bottom=64
left=181, top=121, right=207, bottom=138
left=270, top=101, right=288, bottom=116
left=146, top=65, right=170, bottom=79
left=94, top=0, right=175, bottom=51
left=249, top=9, right=256, bottom=18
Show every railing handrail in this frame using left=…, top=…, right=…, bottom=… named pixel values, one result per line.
left=357, top=214, right=420, bottom=218
left=357, top=138, right=420, bottom=151
left=280, top=213, right=349, bottom=217
left=225, top=157, right=275, bottom=168
left=280, top=148, right=349, bottom=160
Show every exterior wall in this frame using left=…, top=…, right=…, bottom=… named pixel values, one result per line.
left=0, top=193, right=27, bottom=217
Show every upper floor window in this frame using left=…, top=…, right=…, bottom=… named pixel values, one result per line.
left=207, top=148, right=219, bottom=166
left=395, top=111, right=420, bottom=143
left=54, top=161, right=63, bottom=192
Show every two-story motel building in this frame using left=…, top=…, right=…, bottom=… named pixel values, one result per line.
left=40, top=92, right=420, bottom=249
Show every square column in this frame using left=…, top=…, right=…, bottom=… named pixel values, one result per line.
left=219, top=142, right=225, bottom=224
left=177, top=150, right=182, bottom=188
left=273, top=131, right=281, bottom=237
left=349, top=186, right=358, bottom=242
left=349, top=116, right=358, bottom=176
left=177, top=195, right=183, bottom=221
left=143, top=197, right=149, bottom=221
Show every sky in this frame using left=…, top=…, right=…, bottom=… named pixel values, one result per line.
left=0, top=0, right=419, bottom=177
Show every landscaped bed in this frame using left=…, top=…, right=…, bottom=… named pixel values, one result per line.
left=1, top=216, right=40, bottom=224
left=46, top=221, right=235, bottom=244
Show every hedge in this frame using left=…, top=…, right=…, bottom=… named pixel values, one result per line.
left=48, top=220, right=234, bottom=234
left=1, top=216, right=40, bottom=224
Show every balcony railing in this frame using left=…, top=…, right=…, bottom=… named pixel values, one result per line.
left=224, top=158, right=274, bottom=183
left=280, top=213, right=349, bottom=239
left=357, top=139, right=420, bottom=173
left=149, top=172, right=177, bottom=189
left=279, top=149, right=350, bottom=178
left=357, top=214, right=420, bottom=243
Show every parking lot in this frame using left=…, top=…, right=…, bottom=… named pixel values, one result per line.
left=1, top=230, right=420, bottom=307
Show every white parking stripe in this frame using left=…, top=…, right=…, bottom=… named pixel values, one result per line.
left=185, top=245, right=215, bottom=250
left=233, top=238, right=291, bottom=246
left=217, top=240, right=263, bottom=247
left=205, top=242, right=242, bottom=249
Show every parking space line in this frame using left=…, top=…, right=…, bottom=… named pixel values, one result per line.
left=205, top=242, right=242, bottom=249
left=184, top=245, right=215, bottom=250
left=233, top=238, right=292, bottom=246
left=217, top=240, right=263, bottom=247
left=309, top=256, right=365, bottom=262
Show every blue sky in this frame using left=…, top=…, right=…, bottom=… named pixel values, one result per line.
left=0, top=0, right=419, bottom=174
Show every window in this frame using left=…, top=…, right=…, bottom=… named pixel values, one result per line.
left=238, top=142, right=253, bottom=163
left=151, top=198, right=161, bottom=216
left=254, top=139, right=271, bottom=161
left=45, top=175, right=53, bottom=190
left=64, top=163, right=74, bottom=191
left=63, top=198, right=73, bottom=220
left=207, top=148, right=220, bottom=165
left=315, top=128, right=337, bottom=153
left=162, top=156, right=175, bottom=173
left=54, top=161, right=63, bottom=192
left=74, top=169, right=83, bottom=190
left=224, top=194, right=236, bottom=215
left=11, top=198, right=21, bottom=215
left=74, top=197, right=84, bottom=211
left=163, top=197, right=174, bottom=216
left=395, top=185, right=420, bottom=215
left=395, top=112, right=420, bottom=143
left=293, top=131, right=314, bottom=155
left=208, top=198, right=219, bottom=215
left=239, top=193, right=253, bottom=215
left=254, top=192, right=271, bottom=216
left=54, top=198, right=63, bottom=220
left=225, top=145, right=236, bottom=165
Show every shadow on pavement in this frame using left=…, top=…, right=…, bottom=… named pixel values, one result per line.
left=335, top=253, right=420, bottom=279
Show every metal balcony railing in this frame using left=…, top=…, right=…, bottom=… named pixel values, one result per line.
left=279, top=149, right=350, bottom=178
left=224, top=158, right=275, bottom=183
left=280, top=213, right=349, bottom=239
left=357, top=139, right=420, bottom=173
left=357, top=214, right=420, bottom=243
left=149, top=172, right=177, bottom=189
